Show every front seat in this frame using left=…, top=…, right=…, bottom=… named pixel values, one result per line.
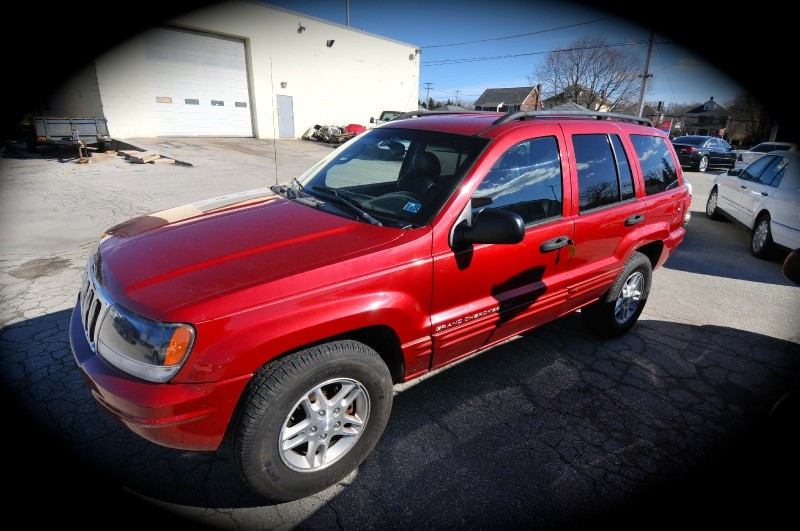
left=397, top=151, right=441, bottom=196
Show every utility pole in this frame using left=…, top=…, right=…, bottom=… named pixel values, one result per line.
left=453, top=89, right=461, bottom=106
left=636, top=29, right=655, bottom=117
left=345, top=0, right=350, bottom=26
left=424, top=82, right=433, bottom=104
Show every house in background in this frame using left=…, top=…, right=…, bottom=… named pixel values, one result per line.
left=682, top=97, right=730, bottom=137
left=473, top=86, right=541, bottom=112
left=541, top=84, right=611, bottom=112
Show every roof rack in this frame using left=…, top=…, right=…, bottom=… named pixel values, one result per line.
left=394, top=109, right=496, bottom=120
left=492, top=110, right=653, bottom=127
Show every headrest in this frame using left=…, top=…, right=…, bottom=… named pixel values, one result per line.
left=411, top=151, right=441, bottom=178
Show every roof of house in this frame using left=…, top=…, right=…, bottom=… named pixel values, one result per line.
left=474, top=87, right=536, bottom=108
left=686, top=97, right=729, bottom=117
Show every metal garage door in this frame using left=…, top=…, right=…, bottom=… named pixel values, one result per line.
left=145, top=27, right=253, bottom=137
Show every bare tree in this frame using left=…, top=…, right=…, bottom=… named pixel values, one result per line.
left=724, top=93, right=774, bottom=147
left=528, top=35, right=645, bottom=111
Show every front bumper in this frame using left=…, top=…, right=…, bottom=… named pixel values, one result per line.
left=69, top=300, right=251, bottom=451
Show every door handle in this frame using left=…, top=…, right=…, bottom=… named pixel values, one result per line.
left=540, top=236, right=572, bottom=252
left=625, top=213, right=645, bottom=226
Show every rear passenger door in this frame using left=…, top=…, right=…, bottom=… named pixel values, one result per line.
left=563, top=123, right=646, bottom=307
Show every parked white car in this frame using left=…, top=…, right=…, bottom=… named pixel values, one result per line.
left=706, top=151, right=800, bottom=257
left=734, top=141, right=798, bottom=170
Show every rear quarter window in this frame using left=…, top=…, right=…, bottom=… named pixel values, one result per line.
left=629, top=134, right=679, bottom=195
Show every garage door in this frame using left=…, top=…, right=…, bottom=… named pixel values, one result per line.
left=145, top=27, right=253, bottom=137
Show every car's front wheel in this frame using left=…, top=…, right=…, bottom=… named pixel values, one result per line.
left=706, top=186, right=723, bottom=220
left=581, top=251, right=652, bottom=339
left=751, top=213, right=775, bottom=258
left=229, top=340, right=393, bottom=501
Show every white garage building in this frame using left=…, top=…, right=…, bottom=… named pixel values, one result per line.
left=42, top=1, right=420, bottom=139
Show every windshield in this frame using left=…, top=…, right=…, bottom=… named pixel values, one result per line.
left=286, top=127, right=489, bottom=227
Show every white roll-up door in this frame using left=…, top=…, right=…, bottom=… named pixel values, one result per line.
left=145, top=27, right=253, bottom=137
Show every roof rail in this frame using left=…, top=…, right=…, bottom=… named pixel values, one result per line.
left=493, top=110, right=653, bottom=127
left=394, top=109, right=495, bottom=120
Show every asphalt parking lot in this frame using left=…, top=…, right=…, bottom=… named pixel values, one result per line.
left=1, top=137, right=798, bottom=529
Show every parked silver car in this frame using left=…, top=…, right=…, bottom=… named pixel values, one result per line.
left=706, top=151, right=800, bottom=257
left=733, top=141, right=798, bottom=170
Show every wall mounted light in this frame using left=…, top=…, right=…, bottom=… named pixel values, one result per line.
left=280, top=81, right=287, bottom=88
left=326, top=40, right=335, bottom=48
left=297, top=23, right=306, bottom=34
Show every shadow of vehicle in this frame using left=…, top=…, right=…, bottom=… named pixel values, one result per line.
left=4, top=310, right=798, bottom=528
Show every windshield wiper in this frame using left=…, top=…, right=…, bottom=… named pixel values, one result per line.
left=312, top=186, right=383, bottom=226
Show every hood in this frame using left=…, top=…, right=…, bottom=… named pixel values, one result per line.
left=96, top=188, right=405, bottom=319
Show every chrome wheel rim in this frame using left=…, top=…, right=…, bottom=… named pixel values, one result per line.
left=614, top=272, right=643, bottom=324
left=753, top=219, right=769, bottom=252
left=279, top=377, right=370, bottom=472
left=706, top=191, right=717, bottom=216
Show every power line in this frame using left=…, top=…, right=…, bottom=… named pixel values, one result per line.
left=422, top=39, right=651, bottom=66
left=420, top=16, right=615, bottom=48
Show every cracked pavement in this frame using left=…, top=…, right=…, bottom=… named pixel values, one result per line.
left=2, top=138, right=798, bottom=529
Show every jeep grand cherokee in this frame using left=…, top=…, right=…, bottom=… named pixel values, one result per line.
left=70, top=109, right=690, bottom=501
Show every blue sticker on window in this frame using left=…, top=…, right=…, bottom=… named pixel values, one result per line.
left=403, top=201, right=421, bottom=213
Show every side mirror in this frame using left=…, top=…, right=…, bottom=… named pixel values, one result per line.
left=369, top=117, right=375, bottom=124
left=452, top=208, right=525, bottom=248
left=728, top=168, right=743, bottom=177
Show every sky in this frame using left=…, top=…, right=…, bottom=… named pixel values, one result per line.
left=261, top=0, right=745, bottom=109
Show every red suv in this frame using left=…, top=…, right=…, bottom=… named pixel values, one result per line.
left=70, top=110, right=690, bottom=502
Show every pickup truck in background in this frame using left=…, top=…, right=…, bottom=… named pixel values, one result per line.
left=26, top=116, right=112, bottom=154
left=368, top=110, right=403, bottom=126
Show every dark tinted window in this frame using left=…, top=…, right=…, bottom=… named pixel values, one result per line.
left=611, top=135, right=635, bottom=200
left=673, top=136, right=707, bottom=146
left=473, top=136, right=562, bottom=224
left=630, top=134, right=679, bottom=195
left=741, top=155, right=775, bottom=181
left=573, top=134, right=626, bottom=211
left=757, top=155, right=789, bottom=187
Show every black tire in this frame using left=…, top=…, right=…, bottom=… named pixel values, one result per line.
left=581, top=251, right=652, bottom=339
left=751, top=213, right=775, bottom=259
left=229, top=340, right=393, bottom=501
left=705, top=186, right=723, bottom=220
left=696, top=155, right=709, bottom=172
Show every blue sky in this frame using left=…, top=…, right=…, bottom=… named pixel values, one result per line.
left=262, top=0, right=743, bottom=109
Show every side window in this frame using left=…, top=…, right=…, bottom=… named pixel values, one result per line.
left=741, top=155, right=775, bottom=182
left=573, top=134, right=628, bottom=211
left=629, top=134, right=679, bottom=195
left=758, top=155, right=789, bottom=187
left=473, top=136, right=562, bottom=224
left=610, top=135, right=635, bottom=201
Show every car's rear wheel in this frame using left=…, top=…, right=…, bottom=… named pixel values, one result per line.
left=229, top=340, right=393, bottom=501
left=706, top=187, right=723, bottom=220
left=581, top=251, right=652, bottom=339
left=696, top=155, right=709, bottom=172
left=751, top=213, right=775, bottom=258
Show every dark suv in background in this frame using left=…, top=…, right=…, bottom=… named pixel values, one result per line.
left=671, top=134, right=737, bottom=172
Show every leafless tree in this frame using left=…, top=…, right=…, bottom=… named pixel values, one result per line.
left=528, top=35, right=645, bottom=111
left=724, top=93, right=774, bottom=147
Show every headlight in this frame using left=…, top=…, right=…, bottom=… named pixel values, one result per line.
left=96, top=304, right=195, bottom=383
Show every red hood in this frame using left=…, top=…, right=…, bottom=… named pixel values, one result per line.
left=96, top=188, right=405, bottom=319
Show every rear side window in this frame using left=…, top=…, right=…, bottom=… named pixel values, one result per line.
left=629, top=134, right=679, bottom=195
left=572, top=134, right=635, bottom=212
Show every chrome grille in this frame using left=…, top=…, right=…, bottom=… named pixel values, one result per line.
left=79, top=257, right=111, bottom=352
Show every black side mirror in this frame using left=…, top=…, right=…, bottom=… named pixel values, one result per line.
left=369, top=117, right=375, bottom=124
left=452, top=208, right=525, bottom=248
